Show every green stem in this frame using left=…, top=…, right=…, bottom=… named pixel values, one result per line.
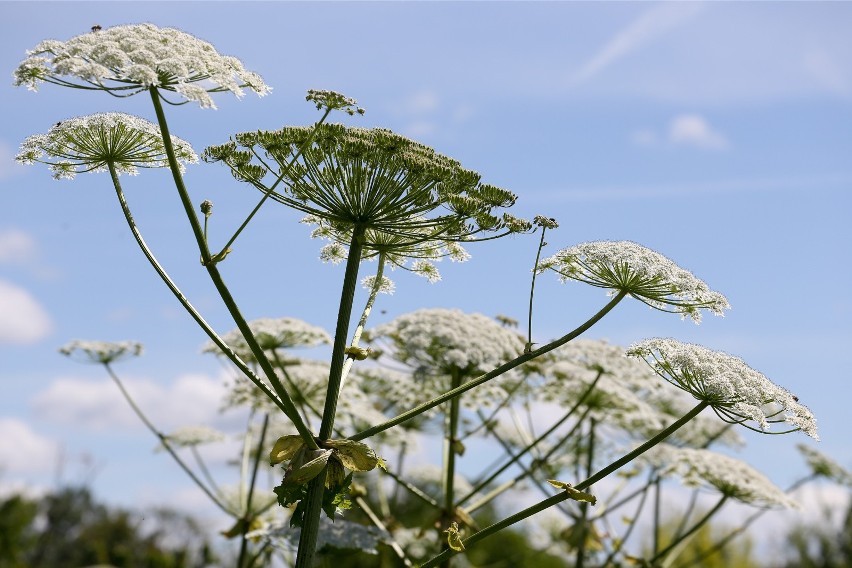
left=653, top=475, right=662, bottom=555
left=420, top=401, right=710, bottom=568
left=355, top=496, right=414, bottom=567
left=527, top=226, right=548, bottom=349
left=237, top=414, right=270, bottom=568
left=102, top=363, right=231, bottom=514
left=458, top=371, right=602, bottom=507
left=148, top=88, right=316, bottom=449
left=575, top=418, right=596, bottom=568
left=675, top=476, right=813, bottom=568
left=338, top=252, right=386, bottom=392
left=440, top=370, right=463, bottom=568
left=598, top=471, right=655, bottom=567
left=294, top=227, right=365, bottom=568
left=650, top=495, right=729, bottom=566
left=351, top=291, right=627, bottom=442
left=108, top=163, right=292, bottom=421
left=218, top=109, right=332, bottom=256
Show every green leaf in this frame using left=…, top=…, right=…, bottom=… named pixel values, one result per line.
left=547, top=479, right=596, bottom=505
left=444, top=521, right=465, bottom=552
left=269, top=435, right=305, bottom=466
left=283, top=449, right=332, bottom=486
left=325, top=439, right=380, bottom=472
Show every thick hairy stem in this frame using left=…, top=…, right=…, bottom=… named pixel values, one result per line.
left=294, top=228, right=365, bottom=568
left=420, top=401, right=710, bottom=567
left=351, top=291, right=627, bottom=441
left=148, top=88, right=316, bottom=448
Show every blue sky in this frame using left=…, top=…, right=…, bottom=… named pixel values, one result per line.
left=1, top=0, right=851, bottom=544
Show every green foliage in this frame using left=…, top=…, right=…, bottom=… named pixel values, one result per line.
left=0, top=486, right=215, bottom=568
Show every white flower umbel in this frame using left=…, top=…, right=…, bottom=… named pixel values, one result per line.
left=370, top=309, right=525, bottom=376
left=160, top=425, right=226, bottom=448
left=203, top=123, right=532, bottom=256
left=203, top=317, right=331, bottom=361
left=654, top=445, right=798, bottom=509
left=797, top=444, right=852, bottom=486
left=17, top=113, right=197, bottom=179
left=540, top=241, right=730, bottom=323
left=15, top=23, right=270, bottom=108
left=628, top=338, right=818, bottom=439
left=59, top=339, right=143, bottom=364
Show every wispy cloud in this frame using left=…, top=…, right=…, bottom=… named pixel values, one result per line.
left=31, top=373, right=232, bottom=432
left=570, top=3, right=705, bottom=86
left=525, top=173, right=852, bottom=203
left=0, top=418, right=58, bottom=474
left=0, top=279, right=53, bottom=344
left=0, top=228, right=37, bottom=265
left=668, top=114, right=728, bottom=150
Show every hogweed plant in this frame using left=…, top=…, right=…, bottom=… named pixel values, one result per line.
left=15, top=23, right=841, bottom=568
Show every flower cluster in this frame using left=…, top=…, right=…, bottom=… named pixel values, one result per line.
left=628, top=338, right=818, bottom=439
left=15, top=23, right=270, bottom=108
left=305, top=89, right=365, bottom=116
left=369, top=309, right=525, bottom=376
left=160, top=425, right=226, bottom=448
left=17, top=113, right=198, bottom=179
left=59, top=339, right=143, bottom=364
left=540, top=241, right=730, bottom=323
left=203, top=123, right=531, bottom=269
left=797, top=444, right=852, bottom=486
left=651, top=445, right=798, bottom=509
left=203, top=317, right=331, bottom=362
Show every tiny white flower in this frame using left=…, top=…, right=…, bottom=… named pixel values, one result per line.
left=59, top=340, right=143, bottom=364
left=14, top=23, right=270, bottom=108
left=541, top=241, right=730, bottom=323
left=361, top=274, right=395, bottom=295
left=17, top=113, right=197, bottom=179
left=651, top=445, right=799, bottom=508
left=797, top=444, right=852, bottom=486
left=628, top=338, right=818, bottom=439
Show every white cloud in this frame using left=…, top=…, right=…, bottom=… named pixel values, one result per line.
left=0, top=228, right=37, bottom=264
left=571, top=2, right=705, bottom=85
left=668, top=114, right=728, bottom=150
left=0, top=279, right=53, bottom=344
left=32, top=373, right=230, bottom=432
left=0, top=418, right=59, bottom=475
left=401, top=90, right=440, bottom=114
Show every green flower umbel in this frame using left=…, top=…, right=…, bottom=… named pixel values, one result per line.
left=17, top=113, right=197, bottom=179
left=203, top=123, right=531, bottom=261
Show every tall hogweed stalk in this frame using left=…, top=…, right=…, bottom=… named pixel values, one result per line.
left=16, top=23, right=842, bottom=568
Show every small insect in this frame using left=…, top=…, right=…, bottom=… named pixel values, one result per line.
left=91, top=24, right=102, bottom=33
left=793, top=395, right=799, bottom=402
left=54, top=122, right=62, bottom=127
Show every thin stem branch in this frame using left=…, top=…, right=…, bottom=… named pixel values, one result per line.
left=237, top=414, right=270, bottom=568
left=102, top=363, right=231, bottom=514
left=148, top=88, right=316, bottom=449
left=420, top=401, right=710, bottom=567
left=440, top=370, right=463, bottom=568
left=351, top=291, right=627, bottom=441
left=650, top=495, right=729, bottom=566
left=527, top=225, right=548, bottom=350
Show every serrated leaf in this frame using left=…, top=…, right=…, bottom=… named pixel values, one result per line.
left=283, top=449, right=332, bottom=485
left=325, top=439, right=380, bottom=472
left=269, top=435, right=305, bottom=466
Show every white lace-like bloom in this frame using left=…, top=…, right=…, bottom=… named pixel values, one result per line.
left=59, top=340, right=143, bottom=364
left=369, top=309, right=525, bottom=375
left=540, top=241, right=730, bottom=323
left=160, top=425, right=226, bottom=448
left=17, top=113, right=197, bottom=179
left=361, top=274, right=395, bottom=295
left=651, top=445, right=798, bottom=509
left=303, top=214, right=470, bottom=283
left=249, top=517, right=388, bottom=555
left=797, top=444, right=852, bottom=486
left=628, top=338, right=818, bottom=439
left=14, top=23, right=270, bottom=108
left=203, top=317, right=331, bottom=361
